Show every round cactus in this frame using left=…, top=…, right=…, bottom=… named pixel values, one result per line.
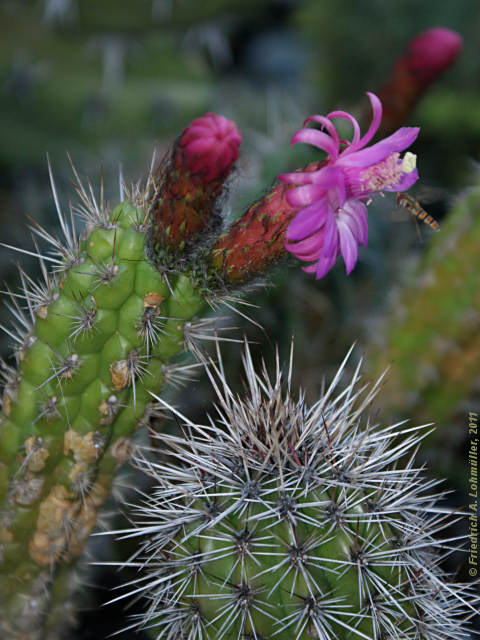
left=115, top=345, right=477, bottom=640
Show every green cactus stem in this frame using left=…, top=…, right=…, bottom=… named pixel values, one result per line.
left=366, top=182, right=480, bottom=480
left=0, top=110, right=312, bottom=637
left=0, top=193, right=208, bottom=636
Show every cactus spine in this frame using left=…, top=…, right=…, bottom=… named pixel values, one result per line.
left=115, top=345, right=477, bottom=640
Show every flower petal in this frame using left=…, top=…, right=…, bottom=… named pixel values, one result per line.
left=278, top=164, right=336, bottom=187
left=338, top=127, right=420, bottom=168
left=341, top=200, right=368, bottom=246
left=325, top=169, right=346, bottom=210
left=285, top=230, right=325, bottom=260
left=327, top=110, right=361, bottom=148
left=303, top=115, right=340, bottom=158
left=321, top=212, right=339, bottom=258
left=338, top=222, right=359, bottom=274
left=285, top=198, right=330, bottom=241
left=291, top=128, right=339, bottom=158
left=286, top=183, right=328, bottom=208
left=278, top=171, right=316, bottom=185
left=315, top=250, right=338, bottom=279
left=356, top=92, right=383, bottom=149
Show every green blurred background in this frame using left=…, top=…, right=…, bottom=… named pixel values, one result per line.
left=1, top=1, right=479, bottom=636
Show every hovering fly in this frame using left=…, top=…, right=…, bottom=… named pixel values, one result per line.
left=396, top=192, right=440, bottom=231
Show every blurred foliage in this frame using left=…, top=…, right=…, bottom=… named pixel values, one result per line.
left=296, top=0, right=480, bottom=101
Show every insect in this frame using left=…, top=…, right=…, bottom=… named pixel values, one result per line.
left=396, top=192, right=440, bottom=231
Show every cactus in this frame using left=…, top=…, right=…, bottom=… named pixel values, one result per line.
left=366, top=182, right=480, bottom=482
left=0, top=110, right=307, bottom=637
left=0, top=191, right=203, bottom=638
left=113, top=344, right=477, bottom=639
left=1, top=91, right=464, bottom=637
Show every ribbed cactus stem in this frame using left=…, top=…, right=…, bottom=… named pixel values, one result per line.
left=0, top=199, right=206, bottom=636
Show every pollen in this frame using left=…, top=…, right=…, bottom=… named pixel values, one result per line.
left=360, top=152, right=407, bottom=193
left=402, top=151, right=417, bottom=173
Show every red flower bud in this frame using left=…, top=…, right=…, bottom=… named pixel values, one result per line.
left=148, top=113, right=241, bottom=264
left=378, top=27, right=462, bottom=134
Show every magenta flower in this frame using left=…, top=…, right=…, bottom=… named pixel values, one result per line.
left=278, top=92, right=419, bottom=278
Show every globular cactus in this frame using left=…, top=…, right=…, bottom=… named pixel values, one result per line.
left=115, top=344, right=478, bottom=640
left=0, top=112, right=304, bottom=638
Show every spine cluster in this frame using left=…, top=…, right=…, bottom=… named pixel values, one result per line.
left=115, top=346, right=478, bottom=640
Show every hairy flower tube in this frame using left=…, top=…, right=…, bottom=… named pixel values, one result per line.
left=278, top=92, right=419, bottom=279
left=111, top=345, right=477, bottom=640
left=149, top=112, right=242, bottom=265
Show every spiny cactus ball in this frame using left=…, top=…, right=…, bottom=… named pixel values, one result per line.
left=116, top=345, right=477, bottom=640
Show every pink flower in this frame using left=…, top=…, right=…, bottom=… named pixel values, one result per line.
left=278, top=92, right=419, bottom=279
left=179, top=113, right=242, bottom=182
